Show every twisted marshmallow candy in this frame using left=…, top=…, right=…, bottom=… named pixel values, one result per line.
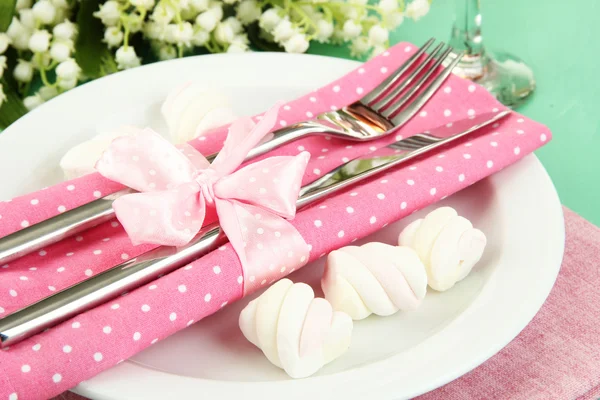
left=399, top=206, right=487, bottom=292
left=239, top=279, right=353, bottom=378
left=321, top=242, right=428, bottom=320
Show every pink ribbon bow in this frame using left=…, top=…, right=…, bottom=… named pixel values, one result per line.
left=95, top=104, right=311, bottom=293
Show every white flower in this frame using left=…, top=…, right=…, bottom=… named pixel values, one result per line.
left=24, top=94, right=44, bottom=110
left=165, top=22, right=194, bottom=46
left=214, top=21, right=235, bottom=45
left=406, top=0, right=430, bottom=20
left=50, top=40, right=72, bottom=61
left=0, top=56, right=6, bottom=76
left=94, top=1, right=121, bottom=26
left=342, top=20, right=362, bottom=40
left=273, top=18, right=294, bottom=43
left=54, top=5, right=68, bottom=24
left=126, top=15, right=143, bottom=33
left=53, top=20, right=77, bottom=40
left=60, top=126, right=143, bottom=179
left=58, top=77, right=77, bottom=90
left=158, top=45, right=177, bottom=60
left=384, top=11, right=404, bottom=29
left=56, top=58, right=81, bottom=80
left=176, top=0, right=190, bottom=8
left=13, top=60, right=34, bottom=82
left=33, top=52, right=51, bottom=68
left=16, top=0, right=32, bottom=11
left=130, top=0, right=156, bottom=9
left=143, top=22, right=165, bottom=40
left=341, top=5, right=358, bottom=19
left=51, top=0, right=69, bottom=8
left=191, top=26, right=209, bottom=46
left=28, top=30, right=52, bottom=52
left=237, top=0, right=261, bottom=24
left=315, top=19, right=333, bottom=42
left=226, top=16, right=243, bottom=33
left=350, top=36, right=370, bottom=57
left=115, top=46, right=141, bottom=69
left=151, top=2, right=175, bottom=24
left=0, top=84, right=6, bottom=109
left=190, top=0, right=209, bottom=12
left=227, top=41, right=248, bottom=53
left=259, top=8, right=281, bottom=32
left=283, top=32, right=309, bottom=53
left=0, top=34, right=11, bottom=54
left=32, top=0, right=57, bottom=24
left=227, top=34, right=249, bottom=52
left=161, top=81, right=236, bottom=144
left=368, top=25, right=388, bottom=46
left=104, top=26, right=124, bottom=48
left=196, top=6, right=222, bottom=32
left=7, top=18, right=31, bottom=50
left=19, top=9, right=36, bottom=29
left=39, top=85, right=58, bottom=100
left=378, top=0, right=398, bottom=13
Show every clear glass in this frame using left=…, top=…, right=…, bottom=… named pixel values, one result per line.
left=449, top=0, right=535, bottom=108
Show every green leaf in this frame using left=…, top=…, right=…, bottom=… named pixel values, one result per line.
left=74, top=0, right=114, bottom=78
left=0, top=0, right=17, bottom=32
left=246, top=22, right=284, bottom=52
left=0, top=78, right=28, bottom=129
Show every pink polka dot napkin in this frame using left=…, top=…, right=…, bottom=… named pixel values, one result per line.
left=0, top=41, right=552, bottom=400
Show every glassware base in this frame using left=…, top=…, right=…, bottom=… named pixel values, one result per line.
left=452, top=50, right=536, bottom=108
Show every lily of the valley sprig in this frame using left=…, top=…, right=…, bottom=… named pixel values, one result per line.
left=0, top=0, right=431, bottom=128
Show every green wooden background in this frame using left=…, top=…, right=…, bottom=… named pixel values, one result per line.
left=310, top=0, right=600, bottom=226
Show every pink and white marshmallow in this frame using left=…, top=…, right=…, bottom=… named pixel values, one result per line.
left=398, top=206, right=487, bottom=292
left=321, top=242, right=428, bottom=320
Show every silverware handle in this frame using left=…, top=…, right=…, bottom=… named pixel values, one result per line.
left=0, top=110, right=510, bottom=348
left=0, top=224, right=225, bottom=346
left=0, top=190, right=126, bottom=264
left=0, top=122, right=330, bottom=265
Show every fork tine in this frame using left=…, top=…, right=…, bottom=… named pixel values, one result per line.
left=370, top=42, right=446, bottom=112
left=381, top=46, right=453, bottom=118
left=360, top=37, right=435, bottom=105
left=387, top=50, right=464, bottom=126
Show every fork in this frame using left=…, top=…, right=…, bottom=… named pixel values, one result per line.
left=0, top=38, right=463, bottom=264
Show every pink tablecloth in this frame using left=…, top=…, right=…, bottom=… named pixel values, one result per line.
left=53, top=206, right=600, bottom=400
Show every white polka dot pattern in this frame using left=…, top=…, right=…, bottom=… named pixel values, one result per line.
left=0, top=41, right=551, bottom=399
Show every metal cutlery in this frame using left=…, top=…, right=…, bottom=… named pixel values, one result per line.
left=0, top=109, right=511, bottom=347
left=0, top=38, right=463, bottom=264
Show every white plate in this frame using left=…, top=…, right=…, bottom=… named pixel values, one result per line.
left=0, top=53, right=564, bottom=400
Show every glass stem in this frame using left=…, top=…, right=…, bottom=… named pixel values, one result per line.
left=450, top=0, right=483, bottom=56
left=449, top=0, right=486, bottom=80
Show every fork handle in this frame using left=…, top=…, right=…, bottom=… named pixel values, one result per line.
left=245, top=121, right=331, bottom=159
left=0, top=121, right=332, bottom=264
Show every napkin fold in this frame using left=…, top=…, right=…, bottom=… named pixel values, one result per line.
left=0, top=41, right=552, bottom=400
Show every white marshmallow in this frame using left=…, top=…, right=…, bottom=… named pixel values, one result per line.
left=161, top=81, right=236, bottom=144
left=59, top=126, right=142, bottom=179
left=399, top=206, right=487, bottom=291
left=239, top=279, right=353, bottom=378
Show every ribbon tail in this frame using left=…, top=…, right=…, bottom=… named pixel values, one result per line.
left=210, top=102, right=283, bottom=176
left=215, top=199, right=309, bottom=295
